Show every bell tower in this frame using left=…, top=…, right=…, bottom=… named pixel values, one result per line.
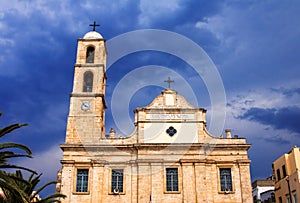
left=65, top=25, right=107, bottom=143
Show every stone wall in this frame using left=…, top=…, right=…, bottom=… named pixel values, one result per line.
left=58, top=143, right=252, bottom=203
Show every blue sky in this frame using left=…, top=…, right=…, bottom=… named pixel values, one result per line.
left=1, top=0, right=300, bottom=197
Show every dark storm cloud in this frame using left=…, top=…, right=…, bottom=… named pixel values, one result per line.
left=271, top=87, right=300, bottom=98
left=239, top=106, right=300, bottom=134
left=263, top=136, right=290, bottom=145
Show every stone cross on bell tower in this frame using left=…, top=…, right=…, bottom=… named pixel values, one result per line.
left=89, top=21, right=100, bottom=31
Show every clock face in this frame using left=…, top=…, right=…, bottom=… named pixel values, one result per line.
left=81, top=101, right=90, bottom=111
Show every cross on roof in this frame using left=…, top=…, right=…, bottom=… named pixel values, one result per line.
left=89, top=21, right=100, bottom=31
left=164, top=77, right=174, bottom=89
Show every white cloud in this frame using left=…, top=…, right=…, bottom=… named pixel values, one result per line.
left=228, top=86, right=300, bottom=116
left=194, top=21, right=208, bottom=29
left=81, top=0, right=130, bottom=12
left=224, top=85, right=300, bottom=143
left=138, top=0, right=182, bottom=26
left=0, top=0, right=30, bottom=16
left=16, top=144, right=62, bottom=180
left=194, top=6, right=244, bottom=54
left=0, top=1, right=67, bottom=19
left=195, top=16, right=225, bottom=40
left=0, top=38, right=14, bottom=46
left=0, top=38, right=15, bottom=66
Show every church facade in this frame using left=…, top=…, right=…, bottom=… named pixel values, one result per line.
left=56, top=29, right=252, bottom=203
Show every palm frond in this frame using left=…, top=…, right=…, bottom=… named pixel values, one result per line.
left=35, top=193, right=66, bottom=203
left=0, top=123, right=28, bottom=138
left=0, top=164, right=36, bottom=174
left=0, top=142, right=32, bottom=155
left=0, top=177, right=31, bottom=203
left=30, top=180, right=56, bottom=200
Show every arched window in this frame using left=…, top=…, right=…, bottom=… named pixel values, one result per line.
left=86, top=46, right=95, bottom=63
left=83, top=71, right=93, bottom=92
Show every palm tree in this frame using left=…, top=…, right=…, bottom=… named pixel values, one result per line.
left=0, top=113, right=65, bottom=202
left=0, top=170, right=65, bottom=203
left=0, top=113, right=33, bottom=202
left=0, top=123, right=34, bottom=170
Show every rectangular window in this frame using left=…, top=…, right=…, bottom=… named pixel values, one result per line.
left=220, top=168, right=232, bottom=192
left=111, top=169, right=124, bottom=193
left=277, top=169, right=281, bottom=180
left=166, top=168, right=178, bottom=192
left=76, top=169, right=88, bottom=192
left=282, top=165, right=287, bottom=177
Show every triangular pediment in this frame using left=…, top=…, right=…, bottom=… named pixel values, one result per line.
left=137, top=89, right=199, bottom=110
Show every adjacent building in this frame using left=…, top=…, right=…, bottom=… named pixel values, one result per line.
left=273, top=146, right=300, bottom=203
left=56, top=28, right=253, bottom=203
left=252, top=179, right=275, bottom=203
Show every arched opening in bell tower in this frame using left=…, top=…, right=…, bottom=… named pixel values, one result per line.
left=83, top=71, right=93, bottom=92
left=86, top=46, right=95, bottom=63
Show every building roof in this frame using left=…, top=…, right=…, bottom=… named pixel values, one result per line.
left=135, top=88, right=202, bottom=110
left=252, top=180, right=275, bottom=188
left=83, top=31, right=103, bottom=39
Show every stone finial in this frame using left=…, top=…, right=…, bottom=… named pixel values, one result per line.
left=225, top=129, right=232, bottom=138
left=56, top=169, right=62, bottom=193
left=109, top=128, right=116, bottom=138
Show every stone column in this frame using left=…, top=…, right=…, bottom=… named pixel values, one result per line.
left=130, top=162, right=138, bottom=203
left=60, top=160, right=75, bottom=203
left=238, top=161, right=252, bottom=203
left=91, top=161, right=104, bottom=203
left=195, top=163, right=206, bottom=202
left=150, top=163, right=164, bottom=202
left=181, top=162, right=196, bottom=202
left=137, top=163, right=151, bottom=202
